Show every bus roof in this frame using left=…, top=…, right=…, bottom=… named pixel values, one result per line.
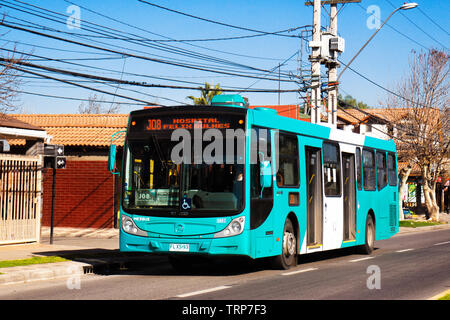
left=129, top=104, right=396, bottom=152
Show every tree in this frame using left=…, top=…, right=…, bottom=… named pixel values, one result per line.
left=384, top=48, right=449, bottom=221
left=337, top=94, right=368, bottom=109
left=187, top=82, right=222, bottom=105
left=78, top=94, right=120, bottom=114
left=0, top=48, right=25, bottom=113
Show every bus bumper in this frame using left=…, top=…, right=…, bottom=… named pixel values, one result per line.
left=120, top=230, right=252, bottom=257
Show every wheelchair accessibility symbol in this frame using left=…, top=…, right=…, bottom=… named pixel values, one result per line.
left=181, top=197, right=192, bottom=210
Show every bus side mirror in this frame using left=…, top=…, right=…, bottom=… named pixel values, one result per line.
left=108, top=144, right=119, bottom=175
left=260, top=160, right=272, bottom=190
left=108, top=129, right=126, bottom=175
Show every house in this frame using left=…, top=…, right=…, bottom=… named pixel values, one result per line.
left=8, top=114, right=128, bottom=229
left=0, top=114, right=49, bottom=244
left=337, top=107, right=448, bottom=214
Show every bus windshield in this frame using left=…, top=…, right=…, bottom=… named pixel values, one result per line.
left=122, top=109, right=245, bottom=216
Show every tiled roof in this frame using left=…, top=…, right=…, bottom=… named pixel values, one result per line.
left=9, top=114, right=128, bottom=147
left=336, top=108, right=368, bottom=124
left=9, top=107, right=303, bottom=147
left=337, top=108, right=441, bottom=125
left=0, top=113, right=45, bottom=131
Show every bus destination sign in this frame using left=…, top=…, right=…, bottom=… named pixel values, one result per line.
left=145, top=117, right=232, bottom=131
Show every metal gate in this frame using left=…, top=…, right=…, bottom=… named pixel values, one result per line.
left=0, top=154, right=42, bottom=244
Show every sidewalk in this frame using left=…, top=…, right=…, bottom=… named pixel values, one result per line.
left=0, top=227, right=164, bottom=286
left=398, top=212, right=450, bottom=234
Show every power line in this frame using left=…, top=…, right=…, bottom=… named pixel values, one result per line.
left=1, top=61, right=158, bottom=105
left=0, top=2, right=268, bottom=76
left=1, top=58, right=303, bottom=93
left=3, top=0, right=296, bottom=75
left=0, top=21, right=299, bottom=83
left=137, top=0, right=300, bottom=38
left=356, top=3, right=428, bottom=50
left=384, top=0, right=448, bottom=49
left=66, top=0, right=308, bottom=44
left=1, top=47, right=302, bottom=101
left=62, top=0, right=305, bottom=63
left=64, top=0, right=309, bottom=64
left=16, top=90, right=148, bottom=105
left=337, top=59, right=432, bottom=110
left=417, top=7, right=450, bottom=38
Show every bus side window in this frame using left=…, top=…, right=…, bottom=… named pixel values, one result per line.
left=250, top=127, right=274, bottom=230
left=388, top=153, right=397, bottom=186
left=276, top=132, right=300, bottom=187
left=323, top=142, right=341, bottom=196
left=250, top=127, right=273, bottom=199
left=376, top=151, right=387, bottom=190
left=355, top=148, right=363, bottom=190
left=363, top=149, right=376, bottom=191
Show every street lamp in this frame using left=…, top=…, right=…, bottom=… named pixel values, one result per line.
left=338, top=2, right=418, bottom=80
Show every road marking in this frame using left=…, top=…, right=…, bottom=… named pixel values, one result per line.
left=349, top=257, right=374, bottom=263
left=434, top=241, right=450, bottom=246
left=396, top=248, right=414, bottom=253
left=281, top=267, right=318, bottom=276
left=176, top=285, right=231, bottom=298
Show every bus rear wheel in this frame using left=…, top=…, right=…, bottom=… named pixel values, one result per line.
left=272, top=218, right=297, bottom=270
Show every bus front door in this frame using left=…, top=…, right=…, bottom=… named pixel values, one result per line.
left=305, top=147, right=323, bottom=251
left=342, top=153, right=356, bottom=241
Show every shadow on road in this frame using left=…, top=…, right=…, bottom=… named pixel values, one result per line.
left=32, top=246, right=378, bottom=277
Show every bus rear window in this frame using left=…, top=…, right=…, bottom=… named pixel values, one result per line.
left=388, top=153, right=397, bottom=186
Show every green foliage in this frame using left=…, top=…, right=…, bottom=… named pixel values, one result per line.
left=338, top=94, right=368, bottom=109
left=0, top=256, right=68, bottom=268
left=398, top=220, right=444, bottom=228
left=187, top=82, right=222, bottom=105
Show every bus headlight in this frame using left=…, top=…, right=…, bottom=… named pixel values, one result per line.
left=121, top=215, right=148, bottom=237
left=214, top=216, right=245, bottom=238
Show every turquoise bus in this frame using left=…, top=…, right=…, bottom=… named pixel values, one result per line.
left=108, top=94, right=398, bottom=270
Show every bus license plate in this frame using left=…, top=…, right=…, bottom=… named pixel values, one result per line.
left=169, top=243, right=189, bottom=252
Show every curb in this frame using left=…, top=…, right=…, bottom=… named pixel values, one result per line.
left=0, top=261, right=91, bottom=285
left=0, top=255, right=167, bottom=286
left=398, top=223, right=450, bottom=234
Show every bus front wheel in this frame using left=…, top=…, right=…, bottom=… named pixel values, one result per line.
left=272, top=218, right=297, bottom=270
left=359, top=214, right=375, bottom=255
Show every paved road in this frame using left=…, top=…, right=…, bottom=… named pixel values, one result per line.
left=0, top=229, right=449, bottom=300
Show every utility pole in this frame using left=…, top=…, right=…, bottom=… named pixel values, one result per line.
left=278, top=63, right=281, bottom=105
left=327, top=2, right=338, bottom=125
left=309, top=0, right=322, bottom=124
left=306, top=0, right=361, bottom=125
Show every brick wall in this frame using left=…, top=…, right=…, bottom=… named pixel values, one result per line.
left=42, top=160, right=115, bottom=228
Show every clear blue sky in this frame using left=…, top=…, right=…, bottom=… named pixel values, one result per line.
left=1, top=0, right=448, bottom=114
